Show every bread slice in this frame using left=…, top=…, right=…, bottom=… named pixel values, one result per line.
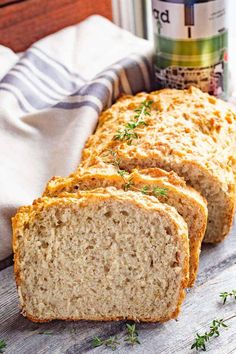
left=12, top=188, right=189, bottom=323
left=80, top=87, right=236, bottom=243
left=44, top=165, right=207, bottom=286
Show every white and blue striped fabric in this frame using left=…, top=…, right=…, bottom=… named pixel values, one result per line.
left=0, top=15, right=153, bottom=260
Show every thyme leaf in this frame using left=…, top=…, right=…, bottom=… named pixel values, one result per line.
left=191, top=314, right=236, bottom=351
left=117, top=169, right=129, bottom=177
left=105, top=150, right=168, bottom=196
left=123, top=177, right=134, bottom=191
left=140, top=185, right=150, bottom=195
left=0, top=340, right=6, bottom=353
left=141, top=185, right=168, bottom=197
left=220, top=290, right=236, bottom=304
left=153, top=187, right=168, bottom=197
left=191, top=319, right=227, bottom=351
left=125, top=324, right=140, bottom=346
left=114, top=129, right=138, bottom=145
left=113, top=99, right=153, bottom=144
left=92, top=335, right=120, bottom=351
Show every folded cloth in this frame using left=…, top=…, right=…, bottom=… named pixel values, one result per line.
left=0, top=15, right=153, bottom=260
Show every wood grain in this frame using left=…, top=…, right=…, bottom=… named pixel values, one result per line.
left=1, top=228, right=236, bottom=354
left=0, top=0, right=112, bottom=52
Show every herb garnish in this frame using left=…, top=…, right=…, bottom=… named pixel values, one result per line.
left=107, top=150, right=133, bottom=190
left=220, top=290, right=236, bottom=304
left=0, top=340, right=6, bottom=353
left=113, top=99, right=153, bottom=144
left=141, top=185, right=168, bottom=197
left=92, top=335, right=120, bottom=351
left=106, top=150, right=167, bottom=196
left=191, top=312, right=236, bottom=351
left=191, top=288, right=236, bottom=351
left=191, top=319, right=228, bottom=351
left=125, top=324, right=140, bottom=346
left=92, top=324, right=140, bottom=350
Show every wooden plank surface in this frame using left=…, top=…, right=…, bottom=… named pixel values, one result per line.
left=1, top=223, right=236, bottom=354
left=0, top=0, right=112, bottom=52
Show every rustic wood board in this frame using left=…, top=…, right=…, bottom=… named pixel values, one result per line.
left=1, top=220, right=236, bottom=354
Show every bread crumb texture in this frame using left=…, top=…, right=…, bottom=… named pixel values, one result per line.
left=13, top=188, right=189, bottom=322
left=44, top=166, right=207, bottom=287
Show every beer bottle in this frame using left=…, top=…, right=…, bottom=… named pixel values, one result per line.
left=152, top=0, right=228, bottom=99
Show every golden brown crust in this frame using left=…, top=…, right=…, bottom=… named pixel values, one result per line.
left=79, top=86, right=236, bottom=243
left=12, top=206, right=31, bottom=298
left=12, top=187, right=189, bottom=323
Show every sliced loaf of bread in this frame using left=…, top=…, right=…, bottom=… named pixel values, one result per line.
left=80, top=87, right=236, bottom=243
left=44, top=165, right=207, bottom=286
left=13, top=188, right=189, bottom=323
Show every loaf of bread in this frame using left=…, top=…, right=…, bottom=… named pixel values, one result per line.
left=44, top=165, right=207, bottom=286
left=12, top=188, right=189, bottom=322
left=81, top=87, right=236, bottom=243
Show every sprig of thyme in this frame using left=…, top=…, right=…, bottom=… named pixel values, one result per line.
left=191, top=288, right=236, bottom=351
left=124, top=324, right=140, bottom=346
left=113, top=99, right=153, bottom=144
left=0, top=340, right=6, bottom=353
left=191, top=314, right=236, bottom=351
left=92, top=324, right=140, bottom=350
left=191, top=319, right=228, bottom=351
left=141, top=185, right=168, bottom=197
left=114, top=129, right=138, bottom=144
left=220, top=290, right=236, bottom=304
left=108, top=149, right=122, bottom=170
left=104, top=150, right=133, bottom=190
left=92, top=335, right=120, bottom=351
left=122, top=176, right=134, bottom=191
left=106, top=150, right=168, bottom=197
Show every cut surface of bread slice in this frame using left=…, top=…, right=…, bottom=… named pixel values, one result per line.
left=80, top=87, right=236, bottom=243
left=13, top=188, right=189, bottom=323
left=44, top=165, right=207, bottom=286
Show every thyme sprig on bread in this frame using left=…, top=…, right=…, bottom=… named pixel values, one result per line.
left=108, top=150, right=167, bottom=196
left=113, top=99, right=153, bottom=144
left=81, top=87, right=236, bottom=244
left=141, top=185, right=168, bottom=198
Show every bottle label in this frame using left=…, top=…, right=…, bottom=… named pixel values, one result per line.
left=152, top=0, right=228, bottom=99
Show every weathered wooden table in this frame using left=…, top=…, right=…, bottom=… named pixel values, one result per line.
left=1, top=221, right=236, bottom=354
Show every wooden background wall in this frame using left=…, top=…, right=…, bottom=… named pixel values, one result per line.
left=0, top=0, right=112, bottom=52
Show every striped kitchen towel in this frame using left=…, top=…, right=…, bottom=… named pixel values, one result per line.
left=0, top=15, right=153, bottom=260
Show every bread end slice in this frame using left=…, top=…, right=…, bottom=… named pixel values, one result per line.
left=13, top=188, right=189, bottom=323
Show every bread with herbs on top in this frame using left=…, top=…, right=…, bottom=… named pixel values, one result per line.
left=80, top=87, right=236, bottom=243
